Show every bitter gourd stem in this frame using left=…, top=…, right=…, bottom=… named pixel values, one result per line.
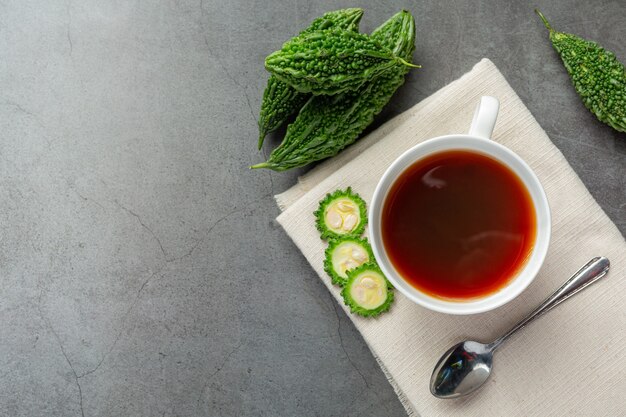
left=535, top=9, right=553, bottom=31
left=250, top=162, right=270, bottom=169
left=398, top=57, right=421, bottom=68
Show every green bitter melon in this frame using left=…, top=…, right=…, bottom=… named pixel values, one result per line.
left=314, top=188, right=367, bottom=240
left=342, top=263, right=394, bottom=317
left=251, top=10, right=416, bottom=171
left=264, top=29, right=417, bottom=96
left=536, top=10, right=626, bottom=133
left=257, top=9, right=364, bottom=149
left=324, top=236, right=375, bottom=286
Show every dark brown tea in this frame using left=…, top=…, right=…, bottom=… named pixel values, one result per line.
left=382, top=150, right=536, bottom=300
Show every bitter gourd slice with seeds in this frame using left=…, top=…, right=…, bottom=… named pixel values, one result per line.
left=536, top=10, right=626, bottom=133
left=257, top=9, right=364, bottom=149
left=324, top=237, right=375, bottom=286
left=342, top=263, right=394, bottom=317
left=314, top=188, right=367, bottom=240
left=265, top=29, right=418, bottom=96
left=251, top=10, right=416, bottom=171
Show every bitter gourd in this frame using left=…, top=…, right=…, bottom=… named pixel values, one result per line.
left=299, top=8, right=363, bottom=36
left=324, top=236, right=374, bottom=286
left=342, top=263, right=394, bottom=317
left=265, top=29, right=417, bottom=96
left=314, top=188, right=367, bottom=240
left=536, top=10, right=626, bottom=133
left=257, top=9, right=364, bottom=149
left=251, top=10, right=416, bottom=171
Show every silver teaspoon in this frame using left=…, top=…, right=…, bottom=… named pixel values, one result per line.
left=430, top=256, right=610, bottom=399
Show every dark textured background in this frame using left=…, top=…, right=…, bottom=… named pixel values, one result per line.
left=1, top=0, right=624, bottom=416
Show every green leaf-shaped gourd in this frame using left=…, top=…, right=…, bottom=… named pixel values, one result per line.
left=257, top=8, right=364, bottom=149
left=314, top=188, right=367, bottom=240
left=342, top=263, right=394, bottom=317
left=324, top=236, right=375, bottom=286
left=265, top=29, right=417, bottom=97
left=251, top=10, right=417, bottom=171
left=536, top=10, right=626, bottom=133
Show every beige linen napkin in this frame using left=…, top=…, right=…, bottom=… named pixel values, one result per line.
left=276, top=59, right=626, bottom=417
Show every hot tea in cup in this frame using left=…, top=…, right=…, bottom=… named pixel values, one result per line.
left=369, top=97, right=551, bottom=314
left=381, top=149, right=536, bottom=300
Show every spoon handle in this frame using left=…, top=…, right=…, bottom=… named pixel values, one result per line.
left=489, top=256, right=610, bottom=351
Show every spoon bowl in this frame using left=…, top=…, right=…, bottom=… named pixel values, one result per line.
left=430, top=341, right=493, bottom=398
left=429, top=257, right=610, bottom=398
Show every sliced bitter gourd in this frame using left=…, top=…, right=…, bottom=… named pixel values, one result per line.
left=324, top=237, right=374, bottom=286
left=342, top=263, right=394, bottom=317
left=314, top=188, right=367, bottom=240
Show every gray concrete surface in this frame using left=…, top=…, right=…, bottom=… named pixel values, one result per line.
left=1, top=0, right=624, bottom=416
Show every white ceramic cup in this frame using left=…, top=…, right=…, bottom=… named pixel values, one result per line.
left=369, top=96, right=551, bottom=315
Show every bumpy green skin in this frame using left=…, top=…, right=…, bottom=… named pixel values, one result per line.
left=265, top=29, right=406, bottom=96
left=370, top=9, right=415, bottom=58
left=257, top=79, right=311, bottom=149
left=537, top=10, right=626, bottom=133
left=257, top=9, right=364, bottom=149
left=299, top=8, right=363, bottom=36
left=251, top=11, right=416, bottom=171
left=341, top=263, right=394, bottom=317
left=313, top=187, right=367, bottom=240
left=324, top=236, right=375, bottom=286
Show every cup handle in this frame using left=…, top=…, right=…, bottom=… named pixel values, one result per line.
left=468, top=96, right=500, bottom=139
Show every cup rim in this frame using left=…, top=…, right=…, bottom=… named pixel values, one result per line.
left=369, top=134, right=551, bottom=315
